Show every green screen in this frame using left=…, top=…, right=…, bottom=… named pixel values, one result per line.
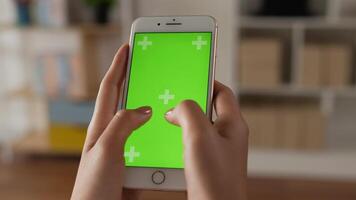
left=124, top=32, right=212, bottom=168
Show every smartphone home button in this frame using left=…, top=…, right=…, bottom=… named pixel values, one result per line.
left=152, top=170, right=165, bottom=185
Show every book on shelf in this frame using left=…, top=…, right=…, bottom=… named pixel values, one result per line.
left=257, top=105, right=279, bottom=148
left=34, top=0, right=68, bottom=27
left=323, top=44, right=352, bottom=88
left=2, top=27, right=114, bottom=100
left=339, top=0, right=356, bottom=18
left=0, top=29, right=28, bottom=93
left=0, top=95, right=48, bottom=143
left=277, top=103, right=304, bottom=149
left=0, top=98, right=32, bottom=142
left=241, top=102, right=279, bottom=148
left=1, top=28, right=100, bottom=100
left=0, top=0, right=16, bottom=26
left=49, top=100, right=95, bottom=125
left=33, top=53, right=94, bottom=99
left=300, top=44, right=322, bottom=88
left=29, top=30, right=101, bottom=100
left=47, top=100, right=94, bottom=152
left=241, top=104, right=261, bottom=147
left=302, top=103, right=325, bottom=149
left=49, top=124, right=87, bottom=153
left=300, top=43, right=352, bottom=89
left=239, top=38, right=282, bottom=89
left=241, top=100, right=325, bottom=150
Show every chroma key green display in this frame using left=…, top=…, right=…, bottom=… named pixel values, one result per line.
left=124, top=32, right=212, bottom=168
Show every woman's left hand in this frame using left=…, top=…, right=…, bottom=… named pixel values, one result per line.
left=71, top=44, right=152, bottom=200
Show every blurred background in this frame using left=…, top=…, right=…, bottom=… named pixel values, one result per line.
left=1, top=0, right=356, bottom=199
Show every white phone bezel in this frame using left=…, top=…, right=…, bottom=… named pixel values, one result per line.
left=121, top=16, right=217, bottom=191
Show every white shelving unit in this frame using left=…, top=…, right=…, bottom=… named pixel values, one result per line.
left=0, top=1, right=130, bottom=160
left=249, top=149, right=356, bottom=181
left=238, top=2, right=356, bottom=108
left=238, top=0, right=356, bottom=180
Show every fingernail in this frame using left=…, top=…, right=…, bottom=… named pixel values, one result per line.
left=137, top=106, right=152, bottom=115
left=165, top=108, right=174, bottom=116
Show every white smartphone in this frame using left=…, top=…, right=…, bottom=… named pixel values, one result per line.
left=121, top=16, right=217, bottom=190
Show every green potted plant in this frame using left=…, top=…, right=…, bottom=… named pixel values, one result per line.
left=84, top=0, right=116, bottom=24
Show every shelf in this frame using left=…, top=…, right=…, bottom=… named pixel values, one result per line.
left=12, top=133, right=81, bottom=157
left=2, top=87, right=36, bottom=99
left=12, top=134, right=356, bottom=181
left=248, top=149, right=356, bottom=181
left=0, top=24, right=121, bottom=34
left=238, top=87, right=356, bottom=98
left=240, top=17, right=322, bottom=29
left=240, top=17, right=356, bottom=30
left=238, top=87, right=320, bottom=98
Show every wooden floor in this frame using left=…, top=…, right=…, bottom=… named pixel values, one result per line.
left=0, top=157, right=355, bottom=200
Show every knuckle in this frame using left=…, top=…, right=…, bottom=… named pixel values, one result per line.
left=115, top=109, right=133, bottom=121
left=218, top=83, right=236, bottom=98
left=177, top=100, right=200, bottom=113
left=99, top=75, right=115, bottom=90
left=114, top=109, right=136, bottom=131
left=99, top=78, right=109, bottom=89
left=224, top=86, right=236, bottom=98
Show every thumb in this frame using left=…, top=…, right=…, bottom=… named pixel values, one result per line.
left=97, top=106, right=152, bottom=149
left=165, top=100, right=212, bottom=139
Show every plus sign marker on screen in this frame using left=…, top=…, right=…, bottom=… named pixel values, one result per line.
left=158, top=89, right=175, bottom=105
left=124, top=32, right=212, bottom=168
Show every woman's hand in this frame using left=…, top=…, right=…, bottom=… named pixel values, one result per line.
left=71, top=43, right=249, bottom=200
left=165, top=81, right=249, bottom=200
left=71, top=44, right=150, bottom=200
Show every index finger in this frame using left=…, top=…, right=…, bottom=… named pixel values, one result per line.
left=85, top=44, right=129, bottom=150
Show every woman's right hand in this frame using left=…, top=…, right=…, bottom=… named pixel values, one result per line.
left=165, top=81, right=249, bottom=200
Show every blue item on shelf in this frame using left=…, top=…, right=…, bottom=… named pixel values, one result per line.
left=49, top=100, right=95, bottom=125
left=57, top=54, right=71, bottom=96
left=16, top=0, right=32, bottom=26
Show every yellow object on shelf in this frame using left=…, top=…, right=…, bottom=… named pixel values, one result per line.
left=49, top=124, right=87, bottom=153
